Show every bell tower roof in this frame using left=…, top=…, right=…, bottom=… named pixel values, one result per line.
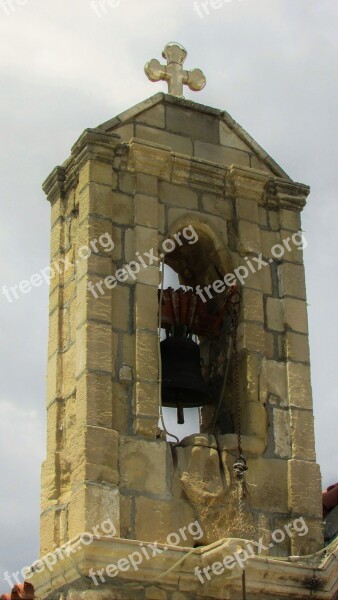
left=96, top=92, right=291, bottom=181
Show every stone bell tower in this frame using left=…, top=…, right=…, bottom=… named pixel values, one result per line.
left=34, top=43, right=338, bottom=600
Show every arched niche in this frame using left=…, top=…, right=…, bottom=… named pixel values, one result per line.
left=159, top=216, right=236, bottom=435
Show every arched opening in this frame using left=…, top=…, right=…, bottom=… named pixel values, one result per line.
left=158, top=222, right=236, bottom=441
left=158, top=263, right=201, bottom=441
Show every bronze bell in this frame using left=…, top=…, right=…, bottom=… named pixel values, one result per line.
left=160, top=334, right=212, bottom=424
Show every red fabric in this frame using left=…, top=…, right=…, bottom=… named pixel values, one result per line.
left=1, top=583, right=34, bottom=600
left=323, top=483, right=338, bottom=516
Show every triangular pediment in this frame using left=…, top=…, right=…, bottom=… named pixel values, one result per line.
left=98, top=93, right=291, bottom=180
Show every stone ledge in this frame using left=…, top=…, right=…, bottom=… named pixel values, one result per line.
left=29, top=536, right=338, bottom=600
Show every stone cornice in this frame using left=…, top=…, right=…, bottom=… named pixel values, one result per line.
left=127, top=138, right=227, bottom=192
left=272, top=178, right=310, bottom=211
left=29, top=536, right=338, bottom=600
left=42, top=129, right=122, bottom=202
left=42, top=166, right=66, bottom=204
left=43, top=134, right=310, bottom=211
left=123, top=140, right=308, bottom=206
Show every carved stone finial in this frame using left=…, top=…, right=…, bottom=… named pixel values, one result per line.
left=144, top=42, right=206, bottom=98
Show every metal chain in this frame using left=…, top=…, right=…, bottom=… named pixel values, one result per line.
left=232, top=308, right=242, bottom=457
left=231, top=302, right=247, bottom=486
left=231, top=299, right=248, bottom=600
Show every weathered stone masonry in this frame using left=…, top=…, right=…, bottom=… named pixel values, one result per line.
left=35, top=93, right=337, bottom=600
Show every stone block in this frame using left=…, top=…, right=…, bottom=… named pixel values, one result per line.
left=84, top=426, right=119, bottom=485
left=286, top=362, right=313, bottom=409
left=278, top=263, right=306, bottom=300
left=48, top=308, right=60, bottom=358
left=112, top=380, right=130, bottom=434
left=290, top=517, right=324, bottom=556
left=202, top=193, right=233, bottom=220
left=77, top=215, right=113, bottom=254
left=246, top=458, right=288, bottom=513
left=268, top=209, right=280, bottom=231
left=261, top=230, right=281, bottom=259
left=159, top=182, right=198, bottom=209
left=145, top=587, right=167, bottom=600
left=260, top=359, right=288, bottom=406
left=76, top=322, right=117, bottom=376
left=136, top=332, right=158, bottom=381
left=280, top=209, right=301, bottom=231
left=68, top=483, right=120, bottom=541
left=238, top=220, right=261, bottom=254
left=250, top=156, right=272, bottom=173
left=120, top=437, right=168, bottom=496
left=266, top=297, right=284, bottom=332
left=242, top=288, right=264, bottom=323
left=77, top=274, right=112, bottom=325
left=237, top=322, right=265, bottom=353
left=120, top=493, right=133, bottom=539
left=241, top=401, right=268, bottom=441
left=77, top=254, right=112, bottom=282
left=112, top=284, right=131, bottom=331
left=259, top=207, right=268, bottom=227
left=194, top=140, right=250, bottom=167
left=280, top=229, right=304, bottom=263
left=134, top=496, right=195, bottom=544
left=40, top=460, right=58, bottom=515
left=40, top=509, right=59, bottom=556
left=135, top=381, right=159, bottom=419
left=112, top=192, right=133, bottom=225
left=166, top=105, right=219, bottom=144
left=284, top=298, right=308, bottom=333
left=290, top=409, right=316, bottom=461
left=135, top=124, right=192, bottom=155
left=288, top=460, right=322, bottom=517
left=136, top=173, right=158, bottom=196
left=134, top=415, right=159, bottom=437
left=135, top=225, right=159, bottom=257
left=239, top=351, right=260, bottom=404
left=46, top=352, right=58, bottom=404
left=135, top=194, right=159, bottom=228
left=273, top=408, right=291, bottom=458
left=219, top=121, right=252, bottom=151
left=124, top=227, right=135, bottom=263
left=136, top=104, right=166, bottom=128
left=76, top=370, right=112, bottom=428
left=285, top=332, right=310, bottom=363
left=62, top=343, right=76, bottom=398
left=113, top=122, right=134, bottom=142
left=119, top=172, right=136, bottom=195
left=79, top=160, right=114, bottom=188
left=122, top=333, right=136, bottom=366
left=259, top=263, right=273, bottom=295
left=79, top=182, right=114, bottom=221
left=236, top=197, right=259, bottom=223
left=137, top=265, right=160, bottom=286
left=135, top=284, right=159, bottom=330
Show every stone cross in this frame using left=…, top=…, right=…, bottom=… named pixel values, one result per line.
left=144, top=42, right=206, bottom=98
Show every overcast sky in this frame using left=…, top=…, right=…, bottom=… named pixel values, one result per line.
left=0, top=0, right=337, bottom=587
